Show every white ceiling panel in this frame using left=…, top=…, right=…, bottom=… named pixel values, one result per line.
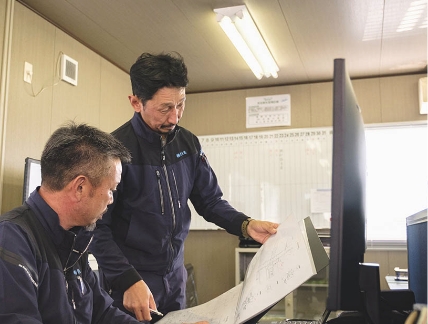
left=18, top=0, right=427, bottom=93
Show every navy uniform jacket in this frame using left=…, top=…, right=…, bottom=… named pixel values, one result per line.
left=0, top=190, right=139, bottom=324
left=90, top=112, right=249, bottom=294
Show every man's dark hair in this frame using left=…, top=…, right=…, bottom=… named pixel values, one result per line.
left=41, top=121, right=131, bottom=191
left=130, top=52, right=189, bottom=105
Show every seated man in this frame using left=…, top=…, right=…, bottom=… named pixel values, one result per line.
left=0, top=122, right=143, bottom=323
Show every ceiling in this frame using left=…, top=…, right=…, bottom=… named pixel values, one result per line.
left=18, top=0, right=427, bottom=94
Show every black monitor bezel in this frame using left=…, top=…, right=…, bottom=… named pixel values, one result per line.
left=326, top=58, right=367, bottom=312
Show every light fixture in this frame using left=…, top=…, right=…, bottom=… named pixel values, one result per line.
left=214, top=5, right=279, bottom=80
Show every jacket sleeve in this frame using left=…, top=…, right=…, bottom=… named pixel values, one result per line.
left=90, top=188, right=142, bottom=294
left=83, top=257, right=140, bottom=324
left=0, top=222, right=44, bottom=323
left=190, top=145, right=249, bottom=236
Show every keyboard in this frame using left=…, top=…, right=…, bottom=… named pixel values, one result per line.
left=279, top=320, right=320, bottom=324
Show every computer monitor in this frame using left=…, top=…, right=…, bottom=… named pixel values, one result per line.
left=250, top=59, right=369, bottom=324
left=320, top=59, right=415, bottom=324
left=406, top=208, right=427, bottom=304
left=22, top=157, right=41, bottom=203
left=325, top=58, right=367, bottom=317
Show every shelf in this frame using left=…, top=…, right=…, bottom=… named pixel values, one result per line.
left=235, top=246, right=330, bottom=319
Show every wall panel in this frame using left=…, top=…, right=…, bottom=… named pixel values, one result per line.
left=2, top=2, right=55, bottom=212
left=0, top=0, right=7, bottom=71
left=353, top=78, right=382, bottom=123
left=1, top=3, right=130, bottom=212
left=309, top=82, right=332, bottom=127
left=182, top=74, right=426, bottom=137
left=380, top=75, right=424, bottom=122
left=51, top=29, right=101, bottom=128
left=99, top=57, right=131, bottom=132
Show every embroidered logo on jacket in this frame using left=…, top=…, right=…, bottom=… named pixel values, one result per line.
left=176, top=151, right=187, bottom=158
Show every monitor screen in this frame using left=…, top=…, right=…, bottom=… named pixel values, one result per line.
left=22, top=157, right=41, bottom=203
left=326, top=59, right=367, bottom=312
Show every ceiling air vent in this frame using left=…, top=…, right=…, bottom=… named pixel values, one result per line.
left=61, top=54, right=78, bottom=86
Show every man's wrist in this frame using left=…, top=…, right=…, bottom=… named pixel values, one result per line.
left=241, top=218, right=253, bottom=238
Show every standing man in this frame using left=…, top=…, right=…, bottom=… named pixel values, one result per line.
left=90, top=52, right=279, bottom=321
left=0, top=122, right=142, bottom=323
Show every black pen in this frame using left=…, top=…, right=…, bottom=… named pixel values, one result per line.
left=149, top=308, right=164, bottom=317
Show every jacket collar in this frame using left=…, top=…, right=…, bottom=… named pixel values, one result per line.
left=26, top=189, right=93, bottom=268
left=130, top=112, right=179, bottom=145
left=26, top=189, right=68, bottom=246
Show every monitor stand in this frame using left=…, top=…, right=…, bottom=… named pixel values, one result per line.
left=359, top=263, right=382, bottom=323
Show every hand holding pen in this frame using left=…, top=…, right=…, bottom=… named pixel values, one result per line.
left=123, top=280, right=157, bottom=321
left=149, top=308, right=164, bottom=317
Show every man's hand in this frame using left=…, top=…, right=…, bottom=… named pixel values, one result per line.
left=247, top=220, right=279, bottom=244
left=123, top=280, right=156, bottom=321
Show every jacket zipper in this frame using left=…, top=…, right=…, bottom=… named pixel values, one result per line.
left=63, top=234, right=93, bottom=312
left=171, top=169, right=181, bottom=209
left=71, top=289, right=76, bottom=309
left=160, top=149, right=176, bottom=228
left=156, top=170, right=165, bottom=215
left=160, top=139, right=176, bottom=272
left=63, top=235, right=93, bottom=272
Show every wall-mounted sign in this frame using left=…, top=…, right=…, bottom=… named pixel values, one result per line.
left=246, top=94, right=291, bottom=128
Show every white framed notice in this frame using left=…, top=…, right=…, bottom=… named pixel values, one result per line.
left=246, top=94, right=291, bottom=128
left=310, top=188, right=332, bottom=213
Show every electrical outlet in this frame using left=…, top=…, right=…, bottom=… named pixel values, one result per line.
left=24, top=62, right=33, bottom=84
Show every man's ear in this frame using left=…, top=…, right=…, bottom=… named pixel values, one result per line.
left=129, top=95, right=142, bottom=113
left=71, top=176, right=87, bottom=201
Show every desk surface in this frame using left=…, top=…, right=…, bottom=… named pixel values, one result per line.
left=385, top=276, right=409, bottom=290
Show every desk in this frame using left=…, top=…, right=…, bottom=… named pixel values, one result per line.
left=385, top=276, right=408, bottom=290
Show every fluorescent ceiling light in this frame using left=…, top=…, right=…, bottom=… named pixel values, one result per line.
left=214, top=5, right=279, bottom=80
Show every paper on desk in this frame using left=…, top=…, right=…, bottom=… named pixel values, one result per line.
left=158, top=283, right=242, bottom=324
left=235, top=216, right=316, bottom=323
left=157, top=215, right=316, bottom=324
